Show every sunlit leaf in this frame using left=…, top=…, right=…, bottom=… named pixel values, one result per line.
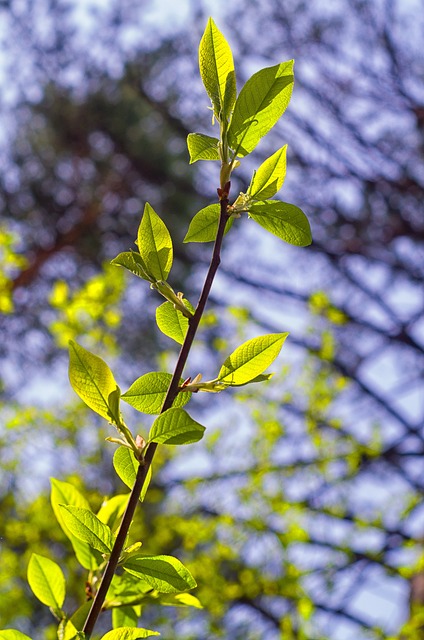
left=97, top=494, right=129, bottom=530
left=183, top=205, right=233, bottom=243
left=155, top=300, right=194, bottom=344
left=228, top=60, right=294, bottom=157
left=248, top=146, right=287, bottom=199
left=122, top=372, right=191, bottom=414
left=68, top=341, right=121, bottom=425
left=199, top=17, right=236, bottom=121
left=157, top=593, right=203, bottom=609
left=57, top=618, right=81, bottom=640
left=149, top=408, right=205, bottom=445
left=249, top=200, right=312, bottom=246
left=51, top=478, right=103, bottom=570
left=112, top=606, right=138, bottom=630
left=218, top=333, right=288, bottom=385
left=0, top=632, right=33, bottom=640
left=100, top=628, right=159, bottom=639
left=27, top=553, right=65, bottom=610
left=123, top=554, right=197, bottom=593
left=111, top=251, right=154, bottom=283
left=113, top=447, right=151, bottom=502
left=59, top=505, right=113, bottom=554
left=137, top=203, right=173, bottom=282
left=187, top=133, right=220, bottom=163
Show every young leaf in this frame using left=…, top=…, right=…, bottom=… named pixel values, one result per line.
left=199, top=17, right=236, bottom=122
left=112, top=606, right=138, bottom=629
left=59, top=505, right=113, bottom=554
left=68, top=341, right=122, bottom=425
left=137, top=203, right=173, bottom=282
left=100, top=628, right=160, bottom=639
left=123, top=554, right=197, bottom=593
left=157, top=593, right=203, bottom=609
left=149, top=408, right=205, bottom=445
left=218, top=333, right=288, bottom=385
left=249, top=200, right=312, bottom=246
left=27, top=553, right=65, bottom=610
left=111, top=251, right=154, bottom=283
left=187, top=133, right=220, bottom=163
left=122, top=373, right=191, bottom=414
left=97, top=494, right=129, bottom=530
left=113, top=447, right=151, bottom=502
left=183, top=204, right=233, bottom=243
left=224, top=373, right=274, bottom=387
left=248, top=145, right=287, bottom=200
left=228, top=60, right=294, bottom=157
left=51, top=478, right=103, bottom=570
left=57, top=619, right=80, bottom=640
left=0, top=632, right=33, bottom=640
left=155, top=301, right=193, bottom=345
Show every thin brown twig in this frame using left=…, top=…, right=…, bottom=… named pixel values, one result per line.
left=82, top=193, right=230, bottom=637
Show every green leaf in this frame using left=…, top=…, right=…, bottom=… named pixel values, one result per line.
left=155, top=300, right=193, bottom=345
left=199, top=17, right=236, bottom=122
left=51, top=478, right=103, bottom=570
left=27, top=553, right=65, bottom=610
left=68, top=341, right=121, bottom=425
left=100, top=629, right=159, bottom=640
left=112, top=606, right=138, bottom=629
left=183, top=205, right=233, bottom=243
left=97, top=494, right=129, bottom=530
left=228, top=60, right=294, bottom=157
left=149, top=408, right=205, bottom=446
left=248, top=145, right=287, bottom=200
left=59, top=505, right=113, bottom=554
left=0, top=632, right=33, bottom=640
left=218, top=333, right=288, bottom=385
left=113, top=447, right=151, bottom=502
left=111, top=251, right=154, bottom=283
left=187, top=133, right=220, bottom=163
left=122, top=373, right=191, bottom=414
left=225, top=373, right=274, bottom=387
left=123, top=554, right=197, bottom=593
left=249, top=200, right=312, bottom=246
left=57, top=619, right=81, bottom=640
left=158, top=593, right=203, bottom=609
left=137, top=203, right=173, bottom=282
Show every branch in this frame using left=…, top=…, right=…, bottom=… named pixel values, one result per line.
left=82, top=195, right=230, bottom=637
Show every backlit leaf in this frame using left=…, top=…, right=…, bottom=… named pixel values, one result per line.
left=187, top=133, right=220, bottom=163
left=137, top=203, right=173, bottom=282
left=59, top=505, right=113, bottom=554
left=123, top=554, right=197, bottom=593
left=111, top=251, right=154, bottom=283
left=183, top=205, right=233, bottom=243
left=149, top=408, right=205, bottom=445
left=51, top=478, right=103, bottom=570
left=113, top=447, right=151, bottom=502
left=0, top=632, right=33, bottom=640
left=122, top=373, right=191, bottom=414
left=155, top=300, right=194, bottom=345
left=97, top=494, right=129, bottom=530
left=248, top=146, right=287, bottom=200
left=100, top=628, right=160, bottom=639
left=68, top=341, right=121, bottom=425
left=249, top=200, right=312, bottom=246
left=218, top=333, right=288, bottom=385
left=228, top=61, right=294, bottom=157
left=27, top=553, right=65, bottom=610
left=199, top=17, right=236, bottom=121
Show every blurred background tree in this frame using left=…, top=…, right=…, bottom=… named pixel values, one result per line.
left=0, top=0, right=423, bottom=638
